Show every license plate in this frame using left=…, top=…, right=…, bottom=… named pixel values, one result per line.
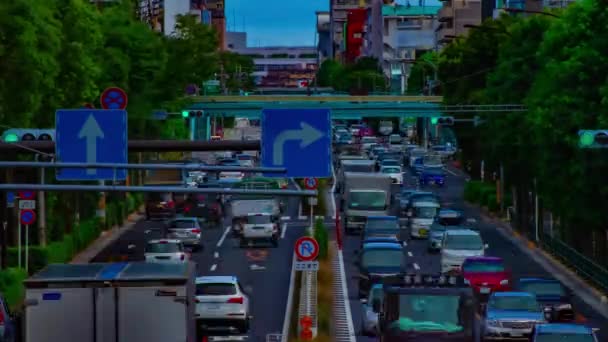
left=206, top=304, right=220, bottom=310
left=428, top=180, right=435, bottom=184
left=480, top=287, right=490, bottom=294
left=511, top=332, right=523, bottom=337
left=419, top=229, right=427, bottom=236
left=197, top=204, right=206, bottom=207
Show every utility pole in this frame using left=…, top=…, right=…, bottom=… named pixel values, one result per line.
left=220, top=63, right=228, bottom=95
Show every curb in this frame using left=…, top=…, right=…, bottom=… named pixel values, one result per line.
left=469, top=203, right=608, bottom=320
left=70, top=205, right=145, bottom=264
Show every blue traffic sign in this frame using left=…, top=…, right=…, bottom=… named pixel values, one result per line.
left=6, top=192, right=15, bottom=208
left=261, top=109, right=331, bottom=178
left=55, top=109, right=128, bottom=181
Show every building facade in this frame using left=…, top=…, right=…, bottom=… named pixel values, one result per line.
left=316, top=11, right=332, bottom=62
left=226, top=31, right=247, bottom=50
left=206, top=0, right=226, bottom=50
left=436, top=0, right=482, bottom=45
left=233, top=47, right=318, bottom=87
left=330, top=0, right=370, bottom=61
left=136, top=0, right=213, bottom=36
left=345, top=8, right=368, bottom=63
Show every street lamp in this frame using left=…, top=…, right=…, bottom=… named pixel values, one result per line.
left=501, top=7, right=561, bottom=18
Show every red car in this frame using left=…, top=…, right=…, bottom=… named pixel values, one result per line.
left=462, top=256, right=512, bottom=300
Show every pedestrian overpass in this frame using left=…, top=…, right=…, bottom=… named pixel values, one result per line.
left=187, top=95, right=444, bottom=119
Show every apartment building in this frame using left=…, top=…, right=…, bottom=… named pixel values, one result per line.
left=136, top=0, right=212, bottom=36
left=233, top=47, right=318, bottom=87
left=436, top=0, right=482, bottom=45
left=330, top=0, right=370, bottom=60
left=316, top=11, right=332, bottom=61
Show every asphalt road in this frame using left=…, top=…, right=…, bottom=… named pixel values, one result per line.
left=337, top=165, right=608, bottom=341
left=92, top=181, right=306, bottom=342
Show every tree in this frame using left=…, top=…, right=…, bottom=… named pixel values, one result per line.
left=317, top=59, right=344, bottom=87
left=407, top=51, right=439, bottom=95
left=219, top=51, right=255, bottom=92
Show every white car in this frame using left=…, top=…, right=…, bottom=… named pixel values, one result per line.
left=219, top=171, right=245, bottom=181
left=360, top=136, right=378, bottom=151
left=144, top=239, right=189, bottom=263
left=440, top=229, right=488, bottom=274
left=195, top=276, right=251, bottom=334
left=380, top=165, right=402, bottom=184
left=240, top=213, right=279, bottom=247
left=236, top=154, right=254, bottom=168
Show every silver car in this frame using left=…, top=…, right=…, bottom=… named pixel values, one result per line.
left=144, top=239, right=189, bottom=263
left=483, top=292, right=546, bottom=340
left=360, top=283, right=383, bottom=336
left=195, top=276, right=252, bottom=334
left=166, top=217, right=202, bottom=250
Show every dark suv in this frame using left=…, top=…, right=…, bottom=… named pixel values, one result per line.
left=145, top=192, right=176, bottom=221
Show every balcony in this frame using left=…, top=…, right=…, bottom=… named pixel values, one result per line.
left=333, top=0, right=361, bottom=10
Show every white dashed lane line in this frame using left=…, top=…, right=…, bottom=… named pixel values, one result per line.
left=216, top=226, right=231, bottom=248
left=413, top=263, right=420, bottom=270
left=210, top=264, right=217, bottom=271
left=407, top=251, right=413, bottom=257
left=214, top=252, right=219, bottom=259
left=281, top=223, right=287, bottom=239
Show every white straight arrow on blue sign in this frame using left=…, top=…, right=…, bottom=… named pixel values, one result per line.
left=78, top=114, right=105, bottom=175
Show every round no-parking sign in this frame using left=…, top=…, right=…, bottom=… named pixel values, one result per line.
left=294, top=237, right=319, bottom=261
left=303, top=178, right=318, bottom=190
left=20, top=209, right=36, bottom=225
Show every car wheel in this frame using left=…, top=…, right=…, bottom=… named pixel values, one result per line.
left=239, top=238, right=247, bottom=248
left=239, top=318, right=250, bottom=333
left=272, top=238, right=279, bottom=248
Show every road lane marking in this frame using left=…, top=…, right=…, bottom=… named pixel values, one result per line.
left=413, top=263, right=420, bottom=270
left=281, top=216, right=291, bottom=220
left=444, top=167, right=458, bottom=176
left=299, top=216, right=307, bottom=220
left=407, top=251, right=413, bottom=257
left=402, top=241, right=407, bottom=247
left=210, top=264, right=217, bottom=271
left=330, top=164, right=337, bottom=218
left=216, top=226, right=231, bottom=247
left=281, top=223, right=287, bottom=239
left=214, top=252, right=219, bottom=259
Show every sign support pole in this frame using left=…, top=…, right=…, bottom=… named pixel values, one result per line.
left=17, top=217, right=21, bottom=269
left=310, top=203, right=314, bottom=235
left=25, top=224, right=29, bottom=273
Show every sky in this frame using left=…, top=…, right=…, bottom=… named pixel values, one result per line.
left=225, top=0, right=442, bottom=47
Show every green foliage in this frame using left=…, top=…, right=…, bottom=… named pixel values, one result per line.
left=316, top=58, right=387, bottom=92
left=444, top=0, right=608, bottom=259
left=0, top=268, right=27, bottom=309
left=219, top=51, right=256, bottom=92
left=314, top=218, right=329, bottom=260
left=406, top=51, right=439, bottom=94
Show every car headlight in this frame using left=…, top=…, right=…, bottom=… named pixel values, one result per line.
left=499, top=279, right=509, bottom=285
left=486, top=319, right=499, bottom=327
left=557, top=303, right=572, bottom=310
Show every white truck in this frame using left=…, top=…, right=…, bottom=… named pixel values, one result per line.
left=337, top=159, right=376, bottom=193
left=342, top=172, right=392, bottom=234
left=23, top=262, right=196, bottom=342
left=230, top=196, right=280, bottom=237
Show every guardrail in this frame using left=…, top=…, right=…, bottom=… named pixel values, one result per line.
left=297, top=270, right=318, bottom=339
left=540, top=233, right=608, bottom=293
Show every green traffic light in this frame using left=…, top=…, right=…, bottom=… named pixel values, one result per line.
left=181, top=111, right=189, bottom=118
left=580, top=131, right=595, bottom=146
left=3, top=133, right=19, bottom=142
left=431, top=117, right=438, bottom=125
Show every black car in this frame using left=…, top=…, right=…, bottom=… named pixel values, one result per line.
left=355, top=242, right=405, bottom=298
left=379, top=275, right=477, bottom=342
left=182, top=193, right=223, bottom=226
left=516, top=278, right=575, bottom=322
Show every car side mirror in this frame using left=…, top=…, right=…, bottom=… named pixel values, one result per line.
left=592, top=328, right=600, bottom=333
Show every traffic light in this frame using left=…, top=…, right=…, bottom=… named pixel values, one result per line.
left=437, top=117, right=454, bottom=125
left=1, top=129, right=55, bottom=143
left=431, top=117, right=438, bottom=125
left=182, top=110, right=203, bottom=118
left=578, top=130, right=608, bottom=148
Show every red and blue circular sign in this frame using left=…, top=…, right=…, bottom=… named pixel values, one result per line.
left=20, top=209, right=36, bottom=225
left=304, top=178, right=318, bottom=190
left=18, top=191, right=35, bottom=200
left=100, top=87, right=128, bottom=110
left=294, top=236, right=319, bottom=261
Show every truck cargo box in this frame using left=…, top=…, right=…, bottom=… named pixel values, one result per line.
left=24, top=262, right=196, bottom=342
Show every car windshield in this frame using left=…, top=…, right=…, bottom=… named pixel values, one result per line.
left=444, top=234, right=483, bottom=250
left=344, top=164, right=374, bottom=172
left=361, top=249, right=403, bottom=268
left=463, top=260, right=505, bottom=273
left=535, top=333, right=595, bottom=342
left=146, top=242, right=182, bottom=253
left=247, top=215, right=272, bottom=224
left=366, top=219, right=399, bottom=230
left=196, top=283, right=237, bottom=296
left=169, top=220, right=197, bottom=229
left=381, top=160, right=399, bottom=166
left=414, top=206, right=438, bottom=218
left=349, top=191, right=386, bottom=210
left=489, top=295, right=540, bottom=312
left=389, top=295, right=464, bottom=333
left=518, top=281, right=566, bottom=297
left=237, top=155, right=252, bottom=160
left=423, top=168, right=444, bottom=176
left=438, top=215, right=464, bottom=226
left=424, top=155, right=442, bottom=165
left=382, top=167, right=401, bottom=174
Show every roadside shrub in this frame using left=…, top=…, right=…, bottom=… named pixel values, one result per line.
left=479, top=186, right=496, bottom=206
left=487, top=194, right=499, bottom=212
left=0, top=268, right=27, bottom=309
left=463, top=180, right=484, bottom=202
left=314, top=218, right=329, bottom=260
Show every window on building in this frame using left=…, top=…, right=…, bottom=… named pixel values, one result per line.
left=254, top=65, right=266, bottom=72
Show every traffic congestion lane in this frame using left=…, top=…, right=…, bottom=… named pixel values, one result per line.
left=340, top=163, right=607, bottom=341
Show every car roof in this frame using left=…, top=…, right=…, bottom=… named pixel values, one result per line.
left=445, top=229, right=479, bottom=236
left=491, top=291, right=535, bottom=298
left=362, top=242, right=402, bottom=250
left=535, top=323, right=593, bottom=334
left=363, top=237, right=399, bottom=244
left=147, top=239, right=181, bottom=244
left=196, top=276, right=238, bottom=284
left=367, top=215, right=397, bottom=220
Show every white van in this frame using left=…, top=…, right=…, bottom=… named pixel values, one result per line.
left=440, top=229, right=488, bottom=274
left=409, top=201, right=440, bottom=238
